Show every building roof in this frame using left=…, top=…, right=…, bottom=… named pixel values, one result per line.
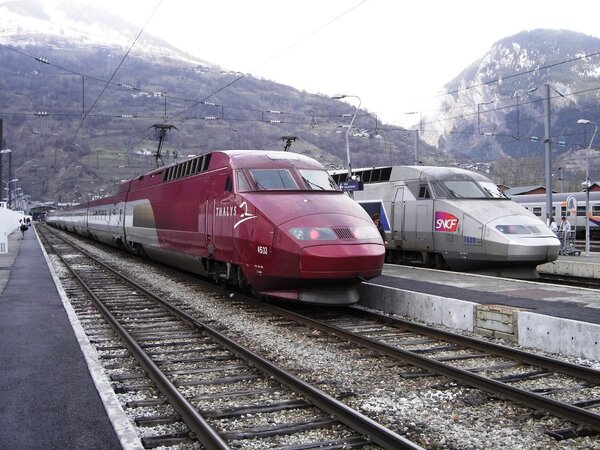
left=503, top=185, right=549, bottom=196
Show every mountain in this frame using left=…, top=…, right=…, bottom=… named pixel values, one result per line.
left=1, top=1, right=599, bottom=204
left=0, top=0, right=208, bottom=64
left=0, top=0, right=432, bottom=204
left=427, top=29, right=600, bottom=189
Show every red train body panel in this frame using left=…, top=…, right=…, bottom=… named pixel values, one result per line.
left=48, top=150, right=385, bottom=304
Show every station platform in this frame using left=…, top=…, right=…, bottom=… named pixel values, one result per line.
left=538, top=251, right=600, bottom=278
left=359, top=256, right=600, bottom=362
left=0, top=227, right=141, bottom=449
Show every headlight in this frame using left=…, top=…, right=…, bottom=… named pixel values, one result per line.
left=350, top=226, right=381, bottom=239
left=289, top=227, right=337, bottom=240
left=495, top=224, right=533, bottom=235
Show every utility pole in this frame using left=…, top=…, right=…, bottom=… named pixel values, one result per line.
left=0, top=119, right=3, bottom=201
left=543, top=84, right=553, bottom=223
left=150, top=124, right=177, bottom=168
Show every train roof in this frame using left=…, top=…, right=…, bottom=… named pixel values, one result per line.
left=330, top=165, right=493, bottom=184
left=134, top=150, right=320, bottom=178
left=115, top=150, right=325, bottom=194
left=510, top=191, right=600, bottom=201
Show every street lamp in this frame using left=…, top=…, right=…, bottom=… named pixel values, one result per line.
left=331, top=94, right=361, bottom=186
left=7, top=178, right=18, bottom=209
left=0, top=148, right=12, bottom=207
left=576, top=119, right=597, bottom=256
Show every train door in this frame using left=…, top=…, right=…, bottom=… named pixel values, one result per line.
left=416, top=203, right=434, bottom=249
left=206, top=177, right=215, bottom=256
left=207, top=172, right=235, bottom=260
left=392, top=187, right=405, bottom=244
left=415, top=183, right=433, bottom=249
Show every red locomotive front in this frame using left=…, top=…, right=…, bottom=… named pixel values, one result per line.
left=48, top=150, right=385, bottom=305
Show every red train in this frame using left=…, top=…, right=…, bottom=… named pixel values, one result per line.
left=47, top=150, right=385, bottom=304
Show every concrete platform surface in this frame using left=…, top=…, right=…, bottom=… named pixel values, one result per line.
left=359, top=260, right=600, bottom=361
left=0, top=227, right=141, bottom=449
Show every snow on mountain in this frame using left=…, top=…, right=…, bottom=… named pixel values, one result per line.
left=423, top=29, right=600, bottom=162
left=0, top=0, right=212, bottom=66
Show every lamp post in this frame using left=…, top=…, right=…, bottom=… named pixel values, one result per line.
left=7, top=178, right=18, bottom=209
left=0, top=149, right=12, bottom=207
left=577, top=119, right=597, bottom=256
left=331, top=94, right=361, bottom=185
left=403, top=130, right=420, bottom=165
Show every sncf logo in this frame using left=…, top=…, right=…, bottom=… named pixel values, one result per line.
left=435, top=211, right=459, bottom=232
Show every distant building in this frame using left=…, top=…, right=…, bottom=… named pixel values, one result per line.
left=586, top=182, right=600, bottom=192
left=503, top=185, right=551, bottom=196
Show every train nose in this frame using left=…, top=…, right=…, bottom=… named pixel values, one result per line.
left=299, top=243, right=384, bottom=279
left=506, top=237, right=560, bottom=260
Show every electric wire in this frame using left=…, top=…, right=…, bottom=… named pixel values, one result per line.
left=68, top=0, right=163, bottom=143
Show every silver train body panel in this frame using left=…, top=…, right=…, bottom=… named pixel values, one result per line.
left=332, top=166, right=560, bottom=271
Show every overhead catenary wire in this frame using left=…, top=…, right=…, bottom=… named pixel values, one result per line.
left=170, top=0, right=368, bottom=119
left=1, top=24, right=600, bottom=173
left=68, top=0, right=164, bottom=144
left=2, top=39, right=600, bottom=140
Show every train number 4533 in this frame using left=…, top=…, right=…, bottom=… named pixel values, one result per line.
left=257, top=245, right=269, bottom=255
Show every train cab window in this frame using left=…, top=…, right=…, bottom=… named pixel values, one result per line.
left=249, top=169, right=298, bottom=190
left=442, top=180, right=486, bottom=198
left=431, top=182, right=448, bottom=198
left=236, top=170, right=251, bottom=192
left=478, top=182, right=507, bottom=198
left=418, top=185, right=431, bottom=199
left=298, top=169, right=338, bottom=190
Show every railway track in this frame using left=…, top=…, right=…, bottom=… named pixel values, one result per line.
left=39, top=225, right=421, bottom=449
left=38, top=224, right=600, bottom=448
left=269, top=303, right=600, bottom=438
left=537, top=272, right=600, bottom=289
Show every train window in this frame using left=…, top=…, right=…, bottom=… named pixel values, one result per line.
left=372, top=169, right=382, bottom=182
left=431, top=182, right=448, bottom=198
left=418, top=185, right=431, bottom=199
left=299, top=169, right=338, bottom=190
left=441, top=181, right=486, bottom=198
left=478, top=182, right=507, bottom=198
left=594, top=205, right=600, bottom=215
left=225, top=176, right=233, bottom=192
left=236, top=171, right=251, bottom=191
left=332, top=172, right=348, bottom=184
left=577, top=206, right=586, bottom=217
left=249, top=169, right=298, bottom=190
left=532, top=207, right=542, bottom=217
left=200, top=154, right=212, bottom=172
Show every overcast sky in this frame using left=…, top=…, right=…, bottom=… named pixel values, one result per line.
left=97, top=0, right=600, bottom=127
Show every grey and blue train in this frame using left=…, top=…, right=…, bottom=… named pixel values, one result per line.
left=331, top=165, right=560, bottom=276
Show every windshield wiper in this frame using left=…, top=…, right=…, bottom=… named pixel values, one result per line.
left=302, top=176, right=325, bottom=190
